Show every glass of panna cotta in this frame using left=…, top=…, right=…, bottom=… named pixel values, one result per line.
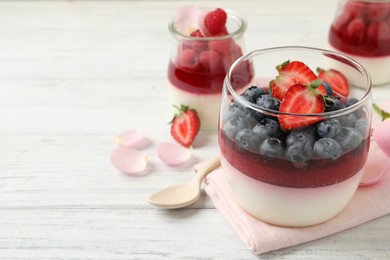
left=168, top=7, right=253, bottom=130
left=328, top=0, right=390, bottom=85
left=219, top=46, right=372, bottom=227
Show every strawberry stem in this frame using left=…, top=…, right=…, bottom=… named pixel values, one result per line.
left=316, top=67, right=325, bottom=73
left=373, top=103, right=390, bottom=121
left=276, top=60, right=290, bottom=72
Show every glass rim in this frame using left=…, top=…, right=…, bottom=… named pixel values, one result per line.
left=225, top=46, right=372, bottom=118
left=168, top=8, right=247, bottom=42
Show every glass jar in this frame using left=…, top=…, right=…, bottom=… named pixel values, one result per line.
left=167, top=8, right=253, bottom=130
left=219, top=47, right=372, bottom=227
left=328, top=0, right=390, bottom=85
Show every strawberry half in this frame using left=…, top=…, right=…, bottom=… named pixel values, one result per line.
left=170, top=105, right=201, bottom=147
left=317, top=67, right=349, bottom=102
left=270, top=60, right=326, bottom=100
left=279, top=80, right=325, bottom=130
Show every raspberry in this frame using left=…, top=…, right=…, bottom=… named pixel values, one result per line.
left=333, top=13, right=351, bottom=29
left=343, top=1, right=365, bottom=19
left=204, top=8, right=227, bottom=36
left=367, top=4, right=389, bottom=22
left=190, top=29, right=204, bottom=38
left=177, top=49, right=199, bottom=69
left=198, top=50, right=222, bottom=72
left=347, top=18, right=366, bottom=39
left=367, top=22, right=390, bottom=40
left=209, top=38, right=234, bottom=54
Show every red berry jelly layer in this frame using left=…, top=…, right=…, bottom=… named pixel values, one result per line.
left=168, top=62, right=227, bottom=95
left=219, top=132, right=370, bottom=188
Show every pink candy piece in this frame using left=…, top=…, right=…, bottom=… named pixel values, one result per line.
left=116, top=130, right=148, bottom=149
left=110, top=147, right=147, bottom=174
left=156, top=142, right=192, bottom=165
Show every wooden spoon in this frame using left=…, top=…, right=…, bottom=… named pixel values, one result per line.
left=148, top=155, right=220, bottom=209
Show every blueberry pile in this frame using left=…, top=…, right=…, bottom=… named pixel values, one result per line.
left=222, top=86, right=369, bottom=167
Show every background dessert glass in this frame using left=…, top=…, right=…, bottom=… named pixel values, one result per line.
left=219, top=46, right=372, bottom=227
left=167, top=8, right=252, bottom=130
left=328, top=0, right=390, bottom=85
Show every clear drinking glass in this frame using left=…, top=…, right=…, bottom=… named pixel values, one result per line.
left=167, top=8, right=252, bottom=130
left=219, top=46, right=372, bottom=227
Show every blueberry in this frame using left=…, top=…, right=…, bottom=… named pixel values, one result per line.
left=256, top=94, right=280, bottom=111
left=244, top=86, right=266, bottom=100
left=223, top=117, right=248, bottom=141
left=325, top=97, right=345, bottom=112
left=253, top=118, right=281, bottom=141
left=355, top=117, right=369, bottom=138
left=286, top=126, right=316, bottom=147
left=317, top=119, right=341, bottom=138
left=346, top=98, right=359, bottom=107
left=242, top=112, right=259, bottom=128
left=334, top=127, right=363, bottom=152
left=286, top=141, right=313, bottom=165
left=222, top=103, right=245, bottom=123
left=260, top=138, right=285, bottom=159
left=313, top=138, right=342, bottom=160
left=338, top=113, right=357, bottom=127
left=235, top=129, right=261, bottom=153
left=322, top=81, right=333, bottom=96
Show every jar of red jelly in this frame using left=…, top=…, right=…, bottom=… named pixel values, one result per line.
left=167, top=7, right=253, bottom=130
left=328, top=0, right=390, bottom=85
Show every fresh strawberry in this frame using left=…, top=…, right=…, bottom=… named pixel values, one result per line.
left=317, top=67, right=349, bottom=102
left=279, top=80, right=325, bottom=130
left=204, top=8, right=227, bottom=35
left=170, top=105, right=200, bottom=147
left=269, top=60, right=326, bottom=100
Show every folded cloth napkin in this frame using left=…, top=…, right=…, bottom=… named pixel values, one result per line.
left=199, top=149, right=390, bottom=255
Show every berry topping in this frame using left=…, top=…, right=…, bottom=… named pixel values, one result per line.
left=198, top=50, right=222, bottom=71
left=243, top=86, right=267, bottom=100
left=178, top=49, right=199, bottom=69
left=204, top=8, right=228, bottom=35
left=317, top=67, right=349, bottom=101
left=334, top=127, right=363, bottom=152
left=347, top=18, right=366, bottom=40
left=279, top=80, right=325, bottom=130
left=235, top=129, right=261, bottom=153
left=256, top=94, right=280, bottom=111
left=317, top=119, right=342, bottom=138
left=170, top=105, right=200, bottom=147
left=270, top=60, right=326, bottom=100
left=313, top=138, right=342, bottom=160
left=260, top=138, right=285, bottom=159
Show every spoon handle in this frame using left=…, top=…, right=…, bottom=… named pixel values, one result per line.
left=194, top=155, right=221, bottom=185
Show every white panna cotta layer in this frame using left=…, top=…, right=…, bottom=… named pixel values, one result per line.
left=220, top=155, right=363, bottom=227
left=168, top=82, right=221, bottom=130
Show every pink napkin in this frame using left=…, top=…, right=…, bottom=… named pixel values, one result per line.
left=199, top=149, right=390, bottom=255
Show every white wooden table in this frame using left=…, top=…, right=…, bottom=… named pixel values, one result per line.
left=1, top=1, right=389, bottom=259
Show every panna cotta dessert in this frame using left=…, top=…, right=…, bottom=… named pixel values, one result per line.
left=328, top=0, right=390, bottom=85
left=219, top=47, right=372, bottom=227
left=168, top=7, right=252, bottom=130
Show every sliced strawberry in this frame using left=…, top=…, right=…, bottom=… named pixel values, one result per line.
left=170, top=105, right=200, bottom=147
left=204, top=8, right=227, bottom=36
left=279, top=80, right=325, bottom=130
left=270, top=60, right=326, bottom=100
left=317, top=67, right=349, bottom=102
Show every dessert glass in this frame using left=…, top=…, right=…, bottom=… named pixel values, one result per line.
left=167, top=8, right=252, bottom=130
left=219, top=46, right=372, bottom=227
left=328, top=0, right=390, bottom=85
